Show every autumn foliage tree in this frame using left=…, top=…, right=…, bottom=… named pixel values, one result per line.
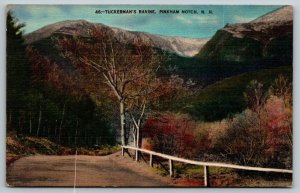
left=57, top=27, right=187, bottom=146
left=217, top=109, right=268, bottom=166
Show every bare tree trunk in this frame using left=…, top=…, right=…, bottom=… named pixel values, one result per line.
left=136, top=126, right=140, bottom=148
left=131, top=124, right=136, bottom=147
left=29, top=112, right=32, bottom=135
left=84, top=129, right=87, bottom=146
left=47, top=125, right=50, bottom=138
left=8, top=111, right=12, bottom=126
left=58, top=104, right=66, bottom=143
left=36, top=105, right=42, bottom=137
left=135, top=125, right=140, bottom=161
left=18, top=117, right=22, bottom=134
left=75, top=119, right=78, bottom=147
left=120, top=100, right=125, bottom=146
left=43, top=126, right=46, bottom=137
left=132, top=103, right=146, bottom=148
left=54, top=119, right=58, bottom=136
left=68, top=136, right=71, bottom=146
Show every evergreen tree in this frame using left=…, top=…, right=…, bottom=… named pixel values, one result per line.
left=6, top=10, right=31, bottom=131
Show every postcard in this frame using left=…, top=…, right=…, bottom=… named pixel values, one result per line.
left=6, top=4, right=293, bottom=187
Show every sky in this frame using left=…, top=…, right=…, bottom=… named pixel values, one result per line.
left=8, top=5, right=282, bottom=38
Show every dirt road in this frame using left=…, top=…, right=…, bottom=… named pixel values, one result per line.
left=6, top=152, right=172, bottom=187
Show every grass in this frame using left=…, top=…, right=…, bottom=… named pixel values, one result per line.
left=150, top=161, right=233, bottom=179
left=149, top=160, right=291, bottom=187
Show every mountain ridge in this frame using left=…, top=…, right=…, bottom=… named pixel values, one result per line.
left=251, top=5, right=292, bottom=23
left=24, top=6, right=293, bottom=90
left=25, top=19, right=209, bottom=57
left=196, top=5, right=293, bottom=63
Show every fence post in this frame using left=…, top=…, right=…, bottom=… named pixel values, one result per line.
left=149, top=154, right=153, bottom=167
left=204, top=165, right=209, bottom=187
left=169, top=159, right=173, bottom=177
left=121, top=147, right=124, bottom=156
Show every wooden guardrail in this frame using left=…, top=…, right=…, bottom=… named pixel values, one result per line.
left=121, top=145, right=292, bottom=187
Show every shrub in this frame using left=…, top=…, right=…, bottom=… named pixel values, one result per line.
left=216, top=109, right=268, bottom=166
left=263, top=95, right=292, bottom=168
left=143, top=113, right=198, bottom=158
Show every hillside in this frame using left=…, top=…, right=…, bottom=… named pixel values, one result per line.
left=25, top=20, right=208, bottom=57
left=180, top=65, right=292, bottom=121
left=6, top=131, right=120, bottom=167
left=159, top=53, right=284, bottom=87
left=196, top=6, right=293, bottom=64
left=6, top=131, right=63, bottom=167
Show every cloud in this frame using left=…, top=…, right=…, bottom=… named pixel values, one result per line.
left=175, top=16, right=192, bottom=24
left=11, top=5, right=97, bottom=33
left=21, top=5, right=66, bottom=19
left=192, top=15, right=220, bottom=24
left=233, top=15, right=256, bottom=23
left=175, top=15, right=220, bottom=25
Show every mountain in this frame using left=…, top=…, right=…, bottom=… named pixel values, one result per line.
left=196, top=5, right=293, bottom=64
left=22, top=8, right=293, bottom=122
left=24, top=6, right=293, bottom=89
left=25, top=20, right=208, bottom=57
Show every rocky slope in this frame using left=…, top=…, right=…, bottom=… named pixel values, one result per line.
left=25, top=20, right=208, bottom=57
left=251, top=5, right=293, bottom=23
left=196, top=5, right=293, bottom=64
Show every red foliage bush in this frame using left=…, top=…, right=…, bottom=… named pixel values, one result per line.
left=263, top=96, right=292, bottom=160
left=142, top=113, right=199, bottom=158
